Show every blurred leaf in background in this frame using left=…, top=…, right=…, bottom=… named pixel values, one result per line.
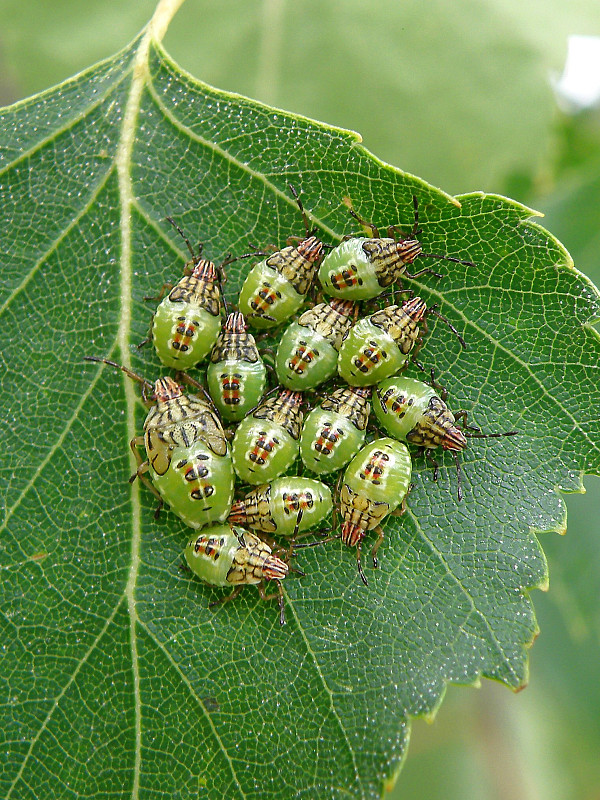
left=1, top=0, right=599, bottom=197
left=1, top=1, right=599, bottom=797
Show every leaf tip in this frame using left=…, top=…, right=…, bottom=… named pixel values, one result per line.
left=513, top=678, right=530, bottom=694
left=537, top=573, right=550, bottom=591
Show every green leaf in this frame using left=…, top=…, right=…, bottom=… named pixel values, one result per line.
left=1, top=4, right=599, bottom=798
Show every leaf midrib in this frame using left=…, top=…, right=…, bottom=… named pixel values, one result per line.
left=116, top=18, right=153, bottom=800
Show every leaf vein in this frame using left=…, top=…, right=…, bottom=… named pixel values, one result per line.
left=5, top=596, right=127, bottom=799
left=406, top=508, right=521, bottom=684
left=0, top=351, right=115, bottom=535
left=136, top=618, right=248, bottom=800
left=284, top=594, right=366, bottom=799
left=0, top=69, right=132, bottom=180
left=0, top=166, right=116, bottom=318
left=413, top=274, right=600, bottom=457
left=145, top=78, right=341, bottom=242
left=115, top=6, right=190, bottom=795
left=131, top=198, right=190, bottom=261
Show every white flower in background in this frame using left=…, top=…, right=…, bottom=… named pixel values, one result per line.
left=552, top=35, right=600, bottom=113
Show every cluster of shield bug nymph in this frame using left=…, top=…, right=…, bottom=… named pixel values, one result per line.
left=86, top=186, right=516, bottom=625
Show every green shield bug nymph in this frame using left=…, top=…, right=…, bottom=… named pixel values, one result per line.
left=373, top=375, right=517, bottom=501
left=84, top=357, right=234, bottom=526
left=300, top=386, right=371, bottom=475
left=185, top=524, right=289, bottom=625
left=206, top=311, right=267, bottom=422
left=340, top=438, right=412, bottom=585
left=151, top=438, right=234, bottom=529
left=229, top=478, right=333, bottom=537
left=275, top=298, right=356, bottom=390
left=318, top=195, right=475, bottom=301
left=231, top=389, right=304, bottom=484
left=337, top=296, right=427, bottom=386
left=238, top=185, right=324, bottom=329
left=337, top=295, right=466, bottom=387
left=147, top=218, right=228, bottom=370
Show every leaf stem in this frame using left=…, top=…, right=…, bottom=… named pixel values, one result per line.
left=149, top=0, right=187, bottom=43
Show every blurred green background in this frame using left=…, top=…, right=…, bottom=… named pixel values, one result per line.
left=2, top=0, right=599, bottom=796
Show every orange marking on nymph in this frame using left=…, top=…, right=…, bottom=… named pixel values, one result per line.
left=221, top=374, right=242, bottom=405
left=184, top=460, right=214, bottom=500
left=172, top=319, right=199, bottom=352
left=381, top=389, right=408, bottom=417
left=331, top=266, right=361, bottom=290
left=353, top=343, right=387, bottom=373
left=282, top=490, right=314, bottom=515
left=288, top=344, right=316, bottom=374
left=251, top=285, right=281, bottom=314
left=314, top=423, right=342, bottom=456
left=195, top=536, right=223, bottom=561
left=359, top=450, right=390, bottom=486
left=248, top=434, right=279, bottom=466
